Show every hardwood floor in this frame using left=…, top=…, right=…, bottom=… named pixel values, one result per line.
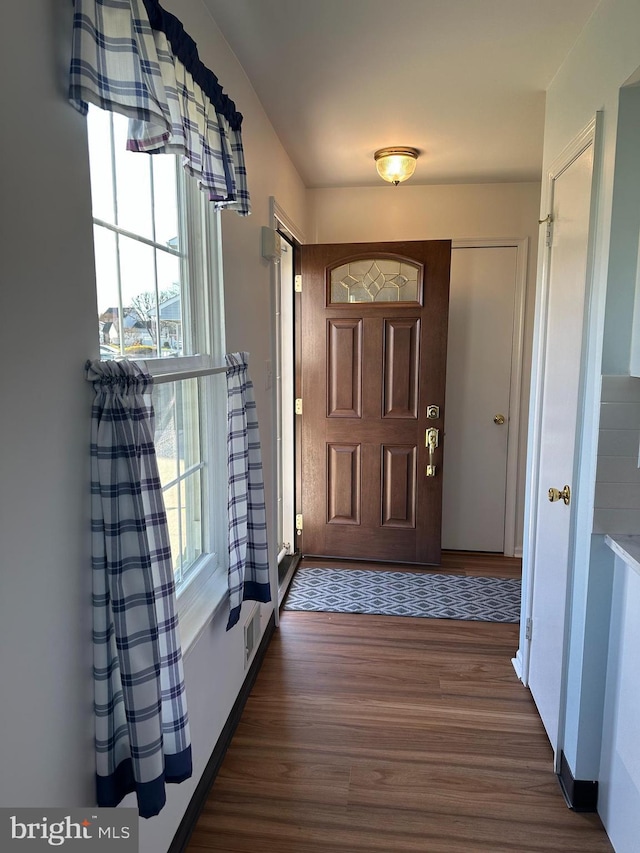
left=186, top=555, right=611, bottom=852
left=298, top=550, right=523, bottom=579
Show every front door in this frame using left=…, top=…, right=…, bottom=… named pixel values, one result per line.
left=299, top=241, right=451, bottom=564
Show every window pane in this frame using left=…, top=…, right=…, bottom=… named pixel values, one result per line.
left=113, top=115, right=153, bottom=239
left=181, top=470, right=203, bottom=576
left=153, top=380, right=202, bottom=496
left=176, top=379, right=200, bottom=475
left=156, top=250, right=183, bottom=357
left=87, top=108, right=115, bottom=224
left=154, top=383, right=180, bottom=485
left=163, top=482, right=182, bottom=584
left=94, top=225, right=122, bottom=356
left=119, top=235, right=158, bottom=358
left=153, top=379, right=203, bottom=583
left=330, top=259, right=421, bottom=303
left=153, top=155, right=180, bottom=248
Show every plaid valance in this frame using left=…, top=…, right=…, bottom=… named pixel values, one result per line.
left=69, top=0, right=250, bottom=214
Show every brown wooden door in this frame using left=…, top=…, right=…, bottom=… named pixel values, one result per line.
left=300, top=240, right=451, bottom=564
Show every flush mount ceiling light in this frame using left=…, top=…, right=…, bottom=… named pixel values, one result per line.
left=374, top=147, right=419, bottom=186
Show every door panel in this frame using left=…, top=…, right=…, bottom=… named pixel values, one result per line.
left=383, top=318, right=420, bottom=418
left=527, top=140, right=595, bottom=750
left=327, top=444, right=361, bottom=524
left=301, top=240, right=451, bottom=564
left=327, top=319, right=363, bottom=418
left=382, top=445, right=417, bottom=528
left=442, top=246, right=518, bottom=552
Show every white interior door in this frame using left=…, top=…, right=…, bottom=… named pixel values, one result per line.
left=527, top=135, right=595, bottom=751
left=442, top=245, right=520, bottom=553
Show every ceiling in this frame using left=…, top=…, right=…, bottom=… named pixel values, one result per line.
left=204, top=0, right=600, bottom=189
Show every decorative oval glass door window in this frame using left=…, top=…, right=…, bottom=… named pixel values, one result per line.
left=330, top=258, right=421, bottom=304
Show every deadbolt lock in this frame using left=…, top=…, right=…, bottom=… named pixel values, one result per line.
left=427, top=405, right=440, bottom=419
left=494, top=413, right=505, bottom=425
left=548, top=485, right=571, bottom=506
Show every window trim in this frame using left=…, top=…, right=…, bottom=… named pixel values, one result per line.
left=175, top=553, right=227, bottom=654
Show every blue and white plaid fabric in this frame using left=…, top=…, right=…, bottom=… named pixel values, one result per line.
left=69, top=0, right=250, bottom=214
left=87, top=360, right=191, bottom=818
left=225, top=353, right=272, bottom=629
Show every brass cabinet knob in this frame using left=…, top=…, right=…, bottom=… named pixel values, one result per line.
left=548, top=485, right=571, bottom=505
left=494, top=414, right=505, bottom=425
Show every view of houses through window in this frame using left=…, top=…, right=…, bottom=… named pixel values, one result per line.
left=88, top=106, right=186, bottom=361
left=87, top=108, right=226, bottom=591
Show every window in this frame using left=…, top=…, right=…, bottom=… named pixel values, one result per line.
left=87, top=108, right=227, bottom=616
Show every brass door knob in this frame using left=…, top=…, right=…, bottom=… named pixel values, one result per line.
left=494, top=414, right=505, bottom=425
left=548, top=485, right=571, bottom=505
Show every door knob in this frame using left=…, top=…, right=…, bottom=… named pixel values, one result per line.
left=494, top=414, right=505, bottom=425
left=548, top=485, right=571, bottom=505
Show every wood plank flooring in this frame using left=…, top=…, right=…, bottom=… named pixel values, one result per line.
left=298, top=550, right=523, bottom=579
left=186, top=554, right=612, bottom=853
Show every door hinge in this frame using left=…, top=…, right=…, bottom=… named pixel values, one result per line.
left=294, top=274, right=302, bottom=293
left=543, top=215, right=554, bottom=248
left=295, top=398, right=303, bottom=415
left=295, top=513, right=303, bottom=531
left=525, top=617, right=533, bottom=641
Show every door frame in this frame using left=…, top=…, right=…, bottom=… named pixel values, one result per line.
left=287, top=235, right=528, bottom=563
left=516, top=115, right=602, bottom=704
left=269, top=197, right=306, bottom=612
left=451, top=238, right=528, bottom=557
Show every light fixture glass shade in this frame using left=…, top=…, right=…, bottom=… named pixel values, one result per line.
left=374, top=147, right=419, bottom=185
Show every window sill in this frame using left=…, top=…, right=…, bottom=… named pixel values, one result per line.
left=177, top=562, right=228, bottom=656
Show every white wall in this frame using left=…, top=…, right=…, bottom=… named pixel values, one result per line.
left=0, top=0, right=97, bottom=811
left=309, top=182, right=541, bottom=553
left=536, top=0, right=640, bottom=803
left=0, top=2, right=307, bottom=852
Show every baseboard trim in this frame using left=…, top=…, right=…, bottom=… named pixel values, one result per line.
left=511, top=650, right=523, bottom=682
left=168, top=611, right=277, bottom=853
left=278, top=551, right=302, bottom=606
left=557, top=750, right=598, bottom=812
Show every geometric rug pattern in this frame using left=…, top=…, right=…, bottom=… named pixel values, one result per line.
left=283, top=567, right=521, bottom=623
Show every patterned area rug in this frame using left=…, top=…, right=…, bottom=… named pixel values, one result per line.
left=283, top=567, right=521, bottom=623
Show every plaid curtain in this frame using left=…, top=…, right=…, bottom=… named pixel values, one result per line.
left=225, top=353, right=271, bottom=630
left=69, top=0, right=250, bottom=214
left=87, top=360, right=191, bottom=818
